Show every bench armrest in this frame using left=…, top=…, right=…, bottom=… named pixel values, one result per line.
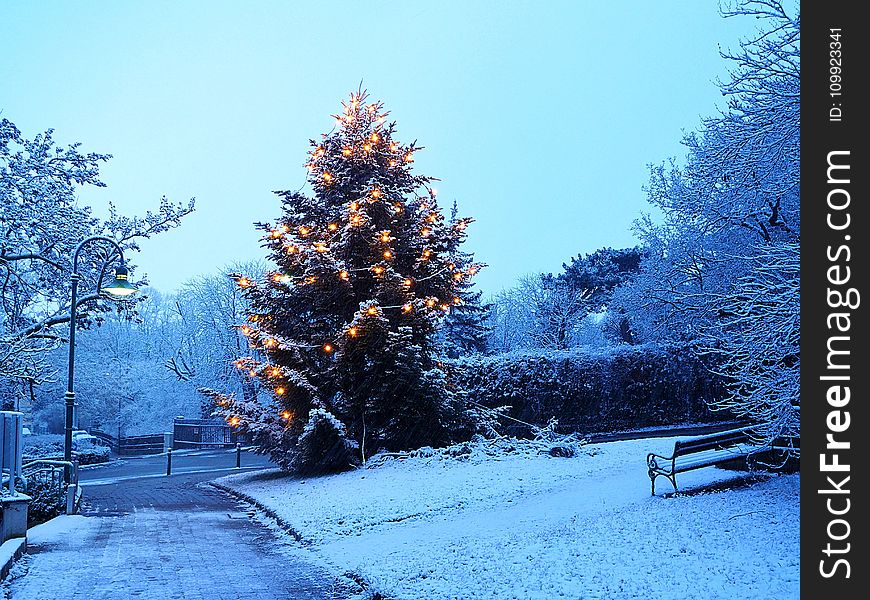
left=647, top=452, right=675, bottom=473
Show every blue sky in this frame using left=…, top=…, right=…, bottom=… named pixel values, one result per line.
left=1, top=1, right=755, bottom=296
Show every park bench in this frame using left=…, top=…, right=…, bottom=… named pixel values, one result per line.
left=646, top=425, right=759, bottom=496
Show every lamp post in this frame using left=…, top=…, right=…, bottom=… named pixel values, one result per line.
left=64, top=236, right=138, bottom=483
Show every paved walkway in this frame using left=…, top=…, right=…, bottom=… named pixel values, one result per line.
left=3, top=472, right=357, bottom=600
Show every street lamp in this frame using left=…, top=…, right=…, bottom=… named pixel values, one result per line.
left=64, top=236, right=138, bottom=483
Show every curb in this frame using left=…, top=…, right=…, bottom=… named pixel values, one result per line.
left=208, top=481, right=306, bottom=543
left=209, top=481, right=382, bottom=599
left=0, top=537, right=26, bottom=581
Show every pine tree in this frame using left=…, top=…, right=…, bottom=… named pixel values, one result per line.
left=440, top=202, right=491, bottom=358
left=218, top=91, right=482, bottom=469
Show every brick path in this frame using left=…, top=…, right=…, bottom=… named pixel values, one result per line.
left=3, top=472, right=357, bottom=600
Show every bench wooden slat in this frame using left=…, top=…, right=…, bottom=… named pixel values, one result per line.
left=674, top=426, right=754, bottom=454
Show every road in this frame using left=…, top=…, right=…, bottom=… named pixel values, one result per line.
left=78, top=447, right=275, bottom=486
left=4, top=450, right=357, bottom=600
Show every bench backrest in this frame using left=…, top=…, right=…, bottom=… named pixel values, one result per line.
left=674, top=426, right=754, bottom=455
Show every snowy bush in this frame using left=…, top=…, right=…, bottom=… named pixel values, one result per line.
left=293, top=408, right=358, bottom=475
left=366, top=427, right=588, bottom=469
left=448, top=345, right=728, bottom=435
left=24, top=474, right=66, bottom=526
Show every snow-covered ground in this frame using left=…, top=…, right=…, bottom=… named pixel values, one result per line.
left=218, top=436, right=799, bottom=600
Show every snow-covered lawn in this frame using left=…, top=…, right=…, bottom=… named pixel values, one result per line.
left=218, top=437, right=799, bottom=600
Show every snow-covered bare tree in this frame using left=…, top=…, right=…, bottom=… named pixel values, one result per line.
left=172, top=263, right=265, bottom=414
left=616, top=1, right=799, bottom=446
left=702, top=242, right=799, bottom=441
left=0, top=118, right=194, bottom=401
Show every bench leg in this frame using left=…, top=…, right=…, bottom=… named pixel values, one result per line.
left=667, top=474, right=678, bottom=494
left=649, top=471, right=657, bottom=496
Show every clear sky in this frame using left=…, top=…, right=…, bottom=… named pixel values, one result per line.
left=1, top=1, right=755, bottom=296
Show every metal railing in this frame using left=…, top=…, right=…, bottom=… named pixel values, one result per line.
left=174, top=418, right=240, bottom=448
left=22, top=459, right=79, bottom=514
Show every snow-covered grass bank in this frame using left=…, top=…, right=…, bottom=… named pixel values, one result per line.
left=218, top=437, right=799, bottom=600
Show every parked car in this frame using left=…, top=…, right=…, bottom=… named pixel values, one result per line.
left=71, top=430, right=100, bottom=448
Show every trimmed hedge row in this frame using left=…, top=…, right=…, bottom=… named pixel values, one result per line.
left=449, top=345, right=730, bottom=435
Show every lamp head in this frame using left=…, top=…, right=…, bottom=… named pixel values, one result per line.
left=102, top=265, right=138, bottom=297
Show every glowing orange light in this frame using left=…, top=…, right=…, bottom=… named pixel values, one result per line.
left=453, top=297, right=462, bottom=305
left=270, top=229, right=282, bottom=238
left=275, top=387, right=286, bottom=396
left=371, top=188, right=382, bottom=199
left=403, top=278, right=413, bottom=287
left=299, top=226, right=310, bottom=236
left=350, top=201, right=360, bottom=211
left=304, top=276, right=317, bottom=285
left=426, top=298, right=437, bottom=308
left=281, top=411, right=292, bottom=420
left=389, top=160, right=397, bottom=167
left=323, top=172, right=333, bottom=183
left=427, top=213, right=438, bottom=223
left=390, top=142, right=399, bottom=152
left=342, top=147, right=352, bottom=156
left=314, top=147, right=325, bottom=157
left=366, top=306, right=378, bottom=316
left=421, top=228, right=432, bottom=237
left=237, top=277, right=251, bottom=288
left=264, top=339, right=277, bottom=348
left=229, top=417, right=240, bottom=426
left=350, top=215, right=362, bottom=226
left=286, top=245, right=298, bottom=254
left=348, top=327, right=359, bottom=337
left=339, top=270, right=350, bottom=280
left=380, top=231, right=391, bottom=242
left=393, top=203, right=403, bottom=212
left=383, top=250, right=393, bottom=259
left=370, top=133, right=379, bottom=143
left=402, top=303, right=413, bottom=313
left=249, top=315, right=259, bottom=322
left=314, top=243, right=328, bottom=253
left=271, top=367, right=281, bottom=378
left=328, top=223, right=338, bottom=231
left=440, top=304, right=450, bottom=311
left=240, top=326, right=252, bottom=335
left=323, top=343, right=334, bottom=353
left=363, top=143, right=372, bottom=152
left=422, top=249, right=432, bottom=259
left=454, top=273, right=463, bottom=281
left=405, top=153, right=414, bottom=162
left=249, top=369, right=256, bottom=377
left=372, top=266, right=384, bottom=275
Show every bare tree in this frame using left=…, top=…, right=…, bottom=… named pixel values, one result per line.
left=0, top=118, right=194, bottom=391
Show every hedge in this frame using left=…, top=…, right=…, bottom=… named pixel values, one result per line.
left=448, top=345, right=731, bottom=435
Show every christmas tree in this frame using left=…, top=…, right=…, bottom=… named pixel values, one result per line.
left=216, top=91, right=483, bottom=470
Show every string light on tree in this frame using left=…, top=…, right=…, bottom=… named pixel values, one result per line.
left=217, top=90, right=485, bottom=470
